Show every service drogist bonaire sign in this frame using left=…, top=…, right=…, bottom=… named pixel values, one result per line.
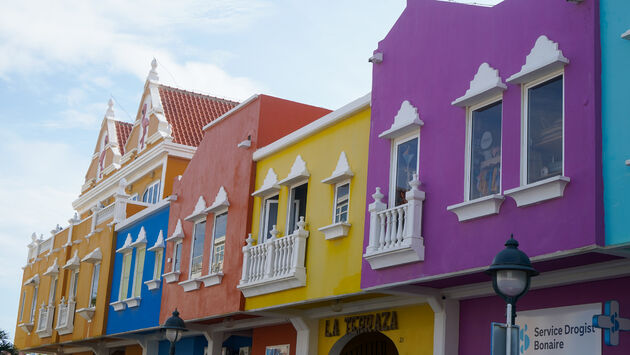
left=516, top=303, right=601, bottom=354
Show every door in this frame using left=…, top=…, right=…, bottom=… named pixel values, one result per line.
left=340, top=332, right=398, bottom=355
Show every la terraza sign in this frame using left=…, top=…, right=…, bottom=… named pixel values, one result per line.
left=325, top=311, right=399, bottom=337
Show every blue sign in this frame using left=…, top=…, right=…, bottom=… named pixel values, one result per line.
left=592, top=300, right=630, bottom=346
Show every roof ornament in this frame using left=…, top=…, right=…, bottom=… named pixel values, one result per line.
left=105, top=98, right=115, bottom=119
left=148, top=58, right=159, bottom=82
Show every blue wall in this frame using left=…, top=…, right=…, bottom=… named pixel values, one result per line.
left=159, top=336, right=207, bottom=355
left=106, top=205, right=169, bottom=334
left=601, top=0, right=630, bottom=245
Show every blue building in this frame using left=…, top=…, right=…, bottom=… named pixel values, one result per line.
left=601, top=0, right=630, bottom=245
left=107, top=202, right=169, bottom=337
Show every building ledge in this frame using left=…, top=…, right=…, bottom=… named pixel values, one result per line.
left=504, top=175, right=570, bottom=207
left=163, top=271, right=180, bottom=284
left=178, top=278, right=202, bottom=292
left=364, top=241, right=424, bottom=270
left=110, top=300, right=126, bottom=312
left=144, top=279, right=162, bottom=291
left=18, top=322, right=34, bottom=334
left=238, top=270, right=306, bottom=297
left=76, top=307, right=96, bottom=322
left=447, top=194, right=505, bottom=222
left=123, top=297, right=141, bottom=308
left=199, top=272, right=223, bottom=287
left=318, top=222, right=351, bottom=240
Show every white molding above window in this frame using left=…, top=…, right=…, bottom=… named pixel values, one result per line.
left=43, top=259, right=59, bottom=277
left=278, top=155, right=310, bottom=186
left=621, top=29, right=630, bottom=40
left=81, top=248, right=102, bottom=264
left=162, top=271, right=180, bottom=284
left=62, top=251, right=80, bottom=270
left=116, top=234, right=134, bottom=253
left=204, top=186, right=230, bottom=214
left=147, top=231, right=165, bottom=252
left=23, top=274, right=40, bottom=287
left=198, top=272, right=224, bottom=287
left=321, top=151, right=354, bottom=184
left=166, top=220, right=184, bottom=243
left=504, top=175, right=570, bottom=207
left=452, top=63, right=507, bottom=107
left=252, top=168, right=281, bottom=197
left=184, top=196, right=208, bottom=222
left=447, top=194, right=505, bottom=222
left=379, top=100, right=424, bottom=140
left=178, top=279, right=202, bottom=292
left=318, top=222, right=351, bottom=240
left=129, top=227, right=147, bottom=248
left=507, top=35, right=569, bottom=84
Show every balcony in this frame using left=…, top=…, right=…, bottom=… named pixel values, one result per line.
left=363, top=174, right=425, bottom=269
left=55, top=297, right=76, bottom=335
left=35, top=303, right=55, bottom=338
left=238, top=218, right=309, bottom=297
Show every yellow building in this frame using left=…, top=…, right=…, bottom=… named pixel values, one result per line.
left=14, top=60, right=237, bottom=354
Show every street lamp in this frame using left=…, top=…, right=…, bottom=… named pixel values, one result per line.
left=162, top=309, right=188, bottom=355
left=486, top=235, right=538, bottom=355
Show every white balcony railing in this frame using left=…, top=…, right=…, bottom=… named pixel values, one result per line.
left=35, top=303, right=55, bottom=338
left=94, top=203, right=115, bottom=226
left=238, top=218, right=309, bottom=297
left=55, top=297, right=75, bottom=335
left=363, top=174, right=425, bottom=269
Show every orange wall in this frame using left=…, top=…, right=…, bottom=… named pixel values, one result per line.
left=252, top=323, right=297, bottom=355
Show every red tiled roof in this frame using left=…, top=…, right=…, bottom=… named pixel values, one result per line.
left=114, top=120, right=133, bottom=155
left=158, top=85, right=239, bottom=147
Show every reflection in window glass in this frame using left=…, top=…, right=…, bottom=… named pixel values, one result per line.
left=30, top=286, right=38, bottom=322
left=142, top=181, right=161, bottom=204
left=263, top=196, right=279, bottom=242
left=527, top=75, right=563, bottom=184
left=19, top=291, right=26, bottom=321
left=211, top=212, right=227, bottom=273
left=395, top=138, right=418, bottom=206
left=120, top=252, right=131, bottom=300
left=173, top=242, right=182, bottom=272
left=89, top=263, right=100, bottom=307
left=470, top=101, right=502, bottom=200
left=287, top=184, right=308, bottom=233
left=153, top=249, right=163, bottom=280
left=334, top=183, right=350, bottom=223
left=132, top=247, right=145, bottom=298
left=190, top=222, right=206, bottom=279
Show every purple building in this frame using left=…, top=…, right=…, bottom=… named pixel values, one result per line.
left=363, top=0, right=630, bottom=353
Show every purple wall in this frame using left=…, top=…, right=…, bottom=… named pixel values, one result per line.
left=459, top=277, right=630, bottom=355
left=363, top=0, right=602, bottom=287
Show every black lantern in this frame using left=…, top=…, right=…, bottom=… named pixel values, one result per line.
left=486, top=235, right=538, bottom=324
left=161, top=309, right=188, bottom=355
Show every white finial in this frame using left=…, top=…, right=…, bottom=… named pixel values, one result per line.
left=105, top=98, right=115, bottom=119
left=148, top=58, right=159, bottom=81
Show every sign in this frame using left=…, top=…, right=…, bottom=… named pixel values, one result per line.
left=592, top=300, right=630, bottom=346
left=324, top=311, right=399, bottom=337
left=516, top=303, right=601, bottom=354
left=491, top=322, right=519, bottom=355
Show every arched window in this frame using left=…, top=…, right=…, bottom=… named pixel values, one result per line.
left=142, top=181, right=161, bottom=204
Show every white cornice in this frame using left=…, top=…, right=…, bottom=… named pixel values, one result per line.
left=73, top=141, right=195, bottom=214
left=114, top=198, right=172, bottom=231
left=253, top=93, right=370, bottom=161
left=203, top=94, right=259, bottom=131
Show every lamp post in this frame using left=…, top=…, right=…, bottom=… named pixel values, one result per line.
left=161, top=309, right=188, bottom=355
left=486, top=235, right=538, bottom=355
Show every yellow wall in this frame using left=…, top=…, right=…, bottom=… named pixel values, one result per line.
left=163, top=157, right=189, bottom=198
left=317, top=304, right=434, bottom=355
left=126, top=165, right=163, bottom=200
left=245, top=107, right=370, bottom=310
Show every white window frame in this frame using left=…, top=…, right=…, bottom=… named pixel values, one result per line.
left=173, top=241, right=183, bottom=273
left=188, top=219, right=206, bottom=279
left=520, top=70, right=565, bottom=186
left=285, top=182, right=308, bottom=234
left=210, top=210, right=228, bottom=274
left=48, top=276, right=58, bottom=306
left=464, top=96, right=503, bottom=201
left=131, top=246, right=146, bottom=298
left=333, top=181, right=351, bottom=224
left=19, top=290, right=26, bottom=322
left=260, top=195, right=279, bottom=243
left=119, top=252, right=132, bottom=301
left=142, top=180, right=161, bottom=204
left=388, top=131, right=420, bottom=207
left=153, top=248, right=164, bottom=280
left=129, top=193, right=139, bottom=202
left=69, top=269, right=79, bottom=301
left=88, top=263, right=100, bottom=308
left=30, top=286, right=38, bottom=323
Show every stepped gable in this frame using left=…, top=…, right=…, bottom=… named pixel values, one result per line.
left=158, top=85, right=239, bottom=147
left=114, top=120, right=133, bottom=155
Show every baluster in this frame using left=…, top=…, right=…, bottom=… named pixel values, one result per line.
left=396, top=207, right=405, bottom=245
left=378, top=213, right=386, bottom=250
left=386, top=210, right=394, bottom=247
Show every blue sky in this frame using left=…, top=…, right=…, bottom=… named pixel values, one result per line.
left=0, top=0, right=501, bottom=340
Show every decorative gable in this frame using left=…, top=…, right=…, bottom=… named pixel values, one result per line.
left=279, top=155, right=310, bottom=186
left=452, top=63, right=506, bottom=107
left=379, top=100, right=424, bottom=139
left=252, top=168, right=281, bottom=197
left=507, top=35, right=569, bottom=84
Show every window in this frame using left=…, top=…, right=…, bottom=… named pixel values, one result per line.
left=523, top=74, right=563, bottom=184
left=142, top=181, right=161, bottom=204
left=153, top=249, right=163, bottom=280
left=211, top=212, right=227, bottom=273
left=19, top=290, right=26, bottom=322
left=131, top=247, right=145, bottom=297
left=391, top=134, right=419, bottom=206
left=334, top=182, right=350, bottom=223
left=129, top=193, right=139, bottom=202
left=261, top=195, right=279, bottom=242
left=119, top=252, right=132, bottom=300
left=190, top=221, right=206, bottom=279
left=89, top=263, right=100, bottom=307
left=48, top=277, right=58, bottom=305
left=173, top=242, right=182, bottom=272
left=69, top=270, right=79, bottom=301
left=286, top=184, right=308, bottom=233
left=30, top=286, right=38, bottom=323
left=468, top=100, right=502, bottom=200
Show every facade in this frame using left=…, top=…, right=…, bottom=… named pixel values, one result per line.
left=601, top=0, right=630, bottom=246
left=158, top=94, right=331, bottom=354
left=14, top=61, right=237, bottom=354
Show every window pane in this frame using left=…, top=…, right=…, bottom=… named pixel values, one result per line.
left=335, top=183, right=350, bottom=223
left=527, top=75, right=563, bottom=183
left=190, top=222, right=206, bottom=278
left=470, top=101, right=502, bottom=200
left=154, top=249, right=163, bottom=280
left=19, top=291, right=26, bottom=321
left=71, top=271, right=79, bottom=300
left=214, top=213, right=227, bottom=239
left=120, top=253, right=131, bottom=300
left=264, top=196, right=279, bottom=241
left=90, top=264, right=100, bottom=307
left=174, top=243, right=182, bottom=272
left=49, top=278, right=57, bottom=305
left=212, top=241, right=225, bottom=273
left=395, top=138, right=418, bottom=206
left=288, top=184, right=308, bottom=233
left=30, top=286, right=38, bottom=322
left=132, top=247, right=145, bottom=297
